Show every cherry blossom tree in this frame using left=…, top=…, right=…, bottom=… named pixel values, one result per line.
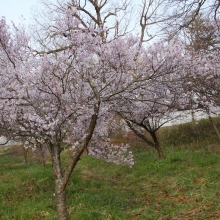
left=171, top=16, right=220, bottom=136
left=0, top=13, right=147, bottom=219
left=31, top=0, right=134, bottom=46
left=4, top=1, right=220, bottom=219
left=179, top=45, right=220, bottom=138
left=164, top=0, right=220, bottom=38
left=0, top=17, right=30, bottom=142
left=113, top=41, right=186, bottom=158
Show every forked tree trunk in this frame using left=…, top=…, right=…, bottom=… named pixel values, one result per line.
left=51, top=145, right=85, bottom=220
left=50, top=116, right=99, bottom=219
left=126, top=119, right=165, bottom=159
left=49, top=101, right=100, bottom=219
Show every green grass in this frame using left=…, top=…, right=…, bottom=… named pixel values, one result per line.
left=0, top=117, right=220, bottom=219
left=161, top=116, right=220, bottom=151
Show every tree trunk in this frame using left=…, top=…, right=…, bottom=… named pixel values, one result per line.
left=51, top=145, right=68, bottom=220
left=38, top=145, right=46, bottom=167
left=55, top=179, right=68, bottom=220
left=22, top=144, right=28, bottom=165
left=155, top=144, right=164, bottom=159
left=191, top=109, right=198, bottom=133
left=48, top=101, right=100, bottom=220
left=150, top=132, right=164, bottom=159
left=191, top=109, right=196, bottom=125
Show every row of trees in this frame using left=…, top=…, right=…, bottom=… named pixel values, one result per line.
left=0, top=0, right=220, bottom=219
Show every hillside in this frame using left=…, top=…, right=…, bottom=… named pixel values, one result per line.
left=0, top=117, right=220, bottom=219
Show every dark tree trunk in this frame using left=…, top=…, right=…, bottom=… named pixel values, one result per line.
left=155, top=144, right=164, bottom=159
left=150, top=132, right=164, bottom=159
left=125, top=119, right=165, bottom=159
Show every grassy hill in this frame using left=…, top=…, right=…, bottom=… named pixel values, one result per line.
left=161, top=116, right=220, bottom=151
left=0, top=117, right=220, bottom=219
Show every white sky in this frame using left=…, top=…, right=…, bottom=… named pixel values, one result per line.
left=0, top=0, right=41, bottom=25
left=0, top=0, right=149, bottom=39
left=0, top=0, right=143, bottom=25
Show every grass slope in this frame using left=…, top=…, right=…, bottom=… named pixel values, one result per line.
left=0, top=118, right=220, bottom=219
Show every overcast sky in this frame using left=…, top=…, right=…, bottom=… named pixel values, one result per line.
left=0, top=0, right=143, bottom=25
left=0, top=0, right=146, bottom=38
left=0, top=0, right=41, bottom=25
